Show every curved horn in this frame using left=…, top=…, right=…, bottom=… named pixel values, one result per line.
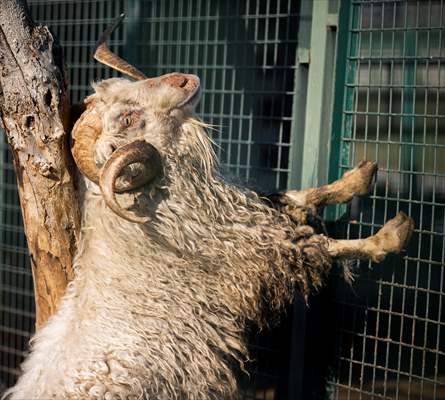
left=94, top=14, right=147, bottom=81
left=71, top=106, right=156, bottom=192
left=99, top=140, right=162, bottom=224
left=71, top=105, right=102, bottom=185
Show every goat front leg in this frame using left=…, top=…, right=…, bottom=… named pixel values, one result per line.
left=269, top=161, right=377, bottom=227
left=326, top=212, right=414, bottom=263
left=282, top=160, right=378, bottom=208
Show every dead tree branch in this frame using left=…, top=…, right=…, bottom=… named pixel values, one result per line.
left=0, top=0, right=79, bottom=328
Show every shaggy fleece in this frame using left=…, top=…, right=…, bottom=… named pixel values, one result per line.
left=5, top=80, right=331, bottom=399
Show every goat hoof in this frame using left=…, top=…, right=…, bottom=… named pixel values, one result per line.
left=342, top=160, right=378, bottom=196
left=376, top=211, right=415, bottom=254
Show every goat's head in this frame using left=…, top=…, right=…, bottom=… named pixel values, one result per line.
left=71, top=15, right=201, bottom=223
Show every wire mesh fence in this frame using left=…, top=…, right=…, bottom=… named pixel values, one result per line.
left=126, top=0, right=300, bottom=191
left=324, top=1, right=445, bottom=399
left=0, top=143, right=33, bottom=390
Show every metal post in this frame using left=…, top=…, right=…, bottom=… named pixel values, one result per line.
left=299, top=0, right=338, bottom=189
left=287, top=0, right=312, bottom=190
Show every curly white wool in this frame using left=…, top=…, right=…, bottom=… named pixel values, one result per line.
left=4, top=83, right=331, bottom=400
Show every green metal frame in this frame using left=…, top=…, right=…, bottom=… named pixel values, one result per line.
left=300, top=0, right=336, bottom=189
left=326, top=0, right=353, bottom=220
left=287, top=0, right=311, bottom=190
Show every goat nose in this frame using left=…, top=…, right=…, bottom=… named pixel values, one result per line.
left=178, top=77, right=188, bottom=88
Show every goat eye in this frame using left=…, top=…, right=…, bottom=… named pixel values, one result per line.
left=122, top=116, right=132, bottom=128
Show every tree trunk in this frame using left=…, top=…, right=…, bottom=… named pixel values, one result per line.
left=0, top=0, right=79, bottom=329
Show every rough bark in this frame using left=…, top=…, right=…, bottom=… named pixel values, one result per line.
left=0, top=0, right=80, bottom=328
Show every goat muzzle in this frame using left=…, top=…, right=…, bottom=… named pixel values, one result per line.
left=143, top=73, right=201, bottom=109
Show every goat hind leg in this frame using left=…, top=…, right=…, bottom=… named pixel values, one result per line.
left=326, top=212, right=414, bottom=263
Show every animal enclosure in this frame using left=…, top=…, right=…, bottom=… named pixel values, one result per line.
left=0, top=0, right=443, bottom=399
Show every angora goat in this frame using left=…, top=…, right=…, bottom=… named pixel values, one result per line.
left=5, top=22, right=413, bottom=400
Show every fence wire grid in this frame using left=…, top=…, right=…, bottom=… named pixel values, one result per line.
left=319, top=1, right=445, bottom=399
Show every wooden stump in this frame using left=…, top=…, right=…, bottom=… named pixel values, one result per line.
left=0, top=0, right=79, bottom=328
